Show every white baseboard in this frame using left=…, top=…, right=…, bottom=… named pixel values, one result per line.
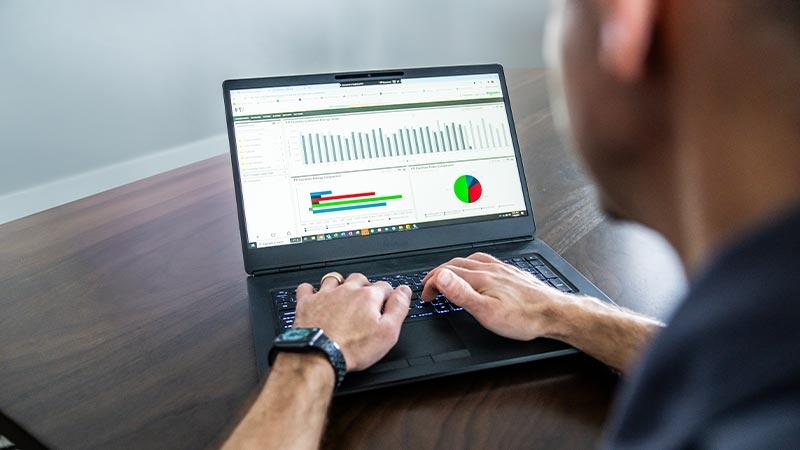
left=0, top=134, right=229, bottom=225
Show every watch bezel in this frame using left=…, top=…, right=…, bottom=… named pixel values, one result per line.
left=274, top=327, right=323, bottom=348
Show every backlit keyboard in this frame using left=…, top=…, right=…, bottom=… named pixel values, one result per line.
left=270, top=254, right=575, bottom=333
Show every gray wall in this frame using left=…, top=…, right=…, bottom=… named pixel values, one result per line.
left=0, top=0, right=550, bottom=223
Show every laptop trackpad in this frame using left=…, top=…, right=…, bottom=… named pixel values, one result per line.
left=369, top=319, right=468, bottom=372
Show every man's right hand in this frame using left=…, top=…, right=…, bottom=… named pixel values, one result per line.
left=421, top=252, right=664, bottom=373
left=421, top=252, right=571, bottom=341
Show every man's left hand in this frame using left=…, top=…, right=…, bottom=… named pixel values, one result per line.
left=293, top=272, right=411, bottom=372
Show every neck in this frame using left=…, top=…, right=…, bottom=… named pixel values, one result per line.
left=675, top=129, right=800, bottom=275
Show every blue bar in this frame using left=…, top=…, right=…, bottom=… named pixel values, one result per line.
left=310, top=190, right=333, bottom=198
left=312, top=202, right=387, bottom=214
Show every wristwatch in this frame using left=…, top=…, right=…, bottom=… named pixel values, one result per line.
left=268, top=327, right=347, bottom=390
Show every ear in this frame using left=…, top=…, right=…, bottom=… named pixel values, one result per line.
left=596, top=0, right=658, bottom=81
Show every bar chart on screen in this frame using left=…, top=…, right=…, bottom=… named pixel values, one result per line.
left=294, top=168, right=416, bottom=232
left=298, top=119, right=509, bottom=165
left=309, top=190, right=403, bottom=214
left=284, top=104, right=516, bottom=174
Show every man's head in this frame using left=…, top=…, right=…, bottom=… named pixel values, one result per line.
left=545, top=0, right=800, bottom=269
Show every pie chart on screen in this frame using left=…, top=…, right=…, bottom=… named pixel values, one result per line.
left=454, top=175, right=482, bottom=204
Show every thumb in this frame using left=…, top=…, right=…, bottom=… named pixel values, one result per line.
left=433, top=268, right=486, bottom=312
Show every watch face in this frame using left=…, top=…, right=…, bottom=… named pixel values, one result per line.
left=280, top=328, right=311, bottom=342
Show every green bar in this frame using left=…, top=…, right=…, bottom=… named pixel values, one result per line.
left=312, top=194, right=403, bottom=209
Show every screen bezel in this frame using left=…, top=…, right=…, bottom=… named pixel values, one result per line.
left=222, top=64, right=537, bottom=274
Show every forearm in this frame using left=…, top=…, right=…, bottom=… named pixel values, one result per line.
left=547, top=295, right=664, bottom=374
left=223, top=353, right=335, bottom=450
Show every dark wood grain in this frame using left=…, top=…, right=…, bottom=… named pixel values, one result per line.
left=0, top=69, right=686, bottom=450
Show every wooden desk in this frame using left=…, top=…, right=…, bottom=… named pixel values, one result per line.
left=0, top=69, right=686, bottom=450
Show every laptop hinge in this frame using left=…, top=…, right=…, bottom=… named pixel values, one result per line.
left=251, top=265, right=302, bottom=276
left=471, top=236, right=532, bottom=248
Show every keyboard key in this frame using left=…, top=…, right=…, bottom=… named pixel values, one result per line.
left=536, top=266, right=558, bottom=279
left=548, top=279, right=574, bottom=293
left=409, top=298, right=428, bottom=309
left=432, top=302, right=451, bottom=313
left=525, top=256, right=545, bottom=266
left=408, top=310, right=435, bottom=320
left=275, top=301, right=294, bottom=311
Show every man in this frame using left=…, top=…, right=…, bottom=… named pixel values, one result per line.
left=224, top=0, right=800, bottom=448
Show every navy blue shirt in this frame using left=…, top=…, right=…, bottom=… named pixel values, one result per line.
left=606, top=208, right=800, bottom=449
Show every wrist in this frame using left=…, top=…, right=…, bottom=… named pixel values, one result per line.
left=272, top=352, right=336, bottom=392
left=541, top=292, right=592, bottom=342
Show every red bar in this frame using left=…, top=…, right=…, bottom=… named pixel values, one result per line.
left=311, top=192, right=375, bottom=204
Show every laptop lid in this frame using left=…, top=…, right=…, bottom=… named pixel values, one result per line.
left=222, top=64, right=536, bottom=274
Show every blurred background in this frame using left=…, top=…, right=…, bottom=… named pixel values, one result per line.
left=0, top=0, right=551, bottom=224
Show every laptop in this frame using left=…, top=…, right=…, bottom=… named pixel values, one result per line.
left=222, top=64, right=613, bottom=394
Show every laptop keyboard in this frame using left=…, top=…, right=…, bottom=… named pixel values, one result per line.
left=270, top=253, right=575, bottom=333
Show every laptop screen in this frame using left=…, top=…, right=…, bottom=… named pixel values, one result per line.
left=229, top=72, right=529, bottom=249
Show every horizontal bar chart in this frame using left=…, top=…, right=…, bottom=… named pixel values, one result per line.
left=310, top=190, right=403, bottom=214
left=300, top=119, right=510, bottom=165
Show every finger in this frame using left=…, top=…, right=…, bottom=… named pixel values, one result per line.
left=380, top=285, right=412, bottom=330
left=296, top=282, right=315, bottom=301
left=422, top=268, right=488, bottom=313
left=422, top=257, right=491, bottom=284
left=319, top=272, right=344, bottom=291
left=421, top=259, right=496, bottom=298
left=372, top=280, right=393, bottom=295
left=345, top=272, right=370, bottom=286
left=467, top=252, right=503, bottom=264
left=369, top=281, right=394, bottom=307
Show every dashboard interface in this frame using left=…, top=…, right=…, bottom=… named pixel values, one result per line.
left=229, top=73, right=529, bottom=249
